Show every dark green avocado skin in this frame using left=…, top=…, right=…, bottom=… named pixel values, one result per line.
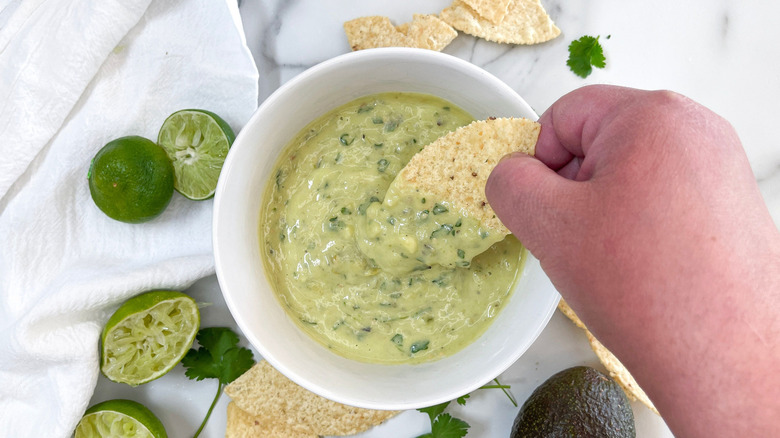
left=510, top=366, right=636, bottom=438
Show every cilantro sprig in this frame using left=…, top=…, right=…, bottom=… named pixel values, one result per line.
left=567, top=35, right=607, bottom=78
left=417, top=400, right=470, bottom=438
left=182, top=327, right=255, bottom=438
left=415, top=378, right=515, bottom=437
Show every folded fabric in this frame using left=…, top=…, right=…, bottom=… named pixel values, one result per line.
left=0, top=0, right=259, bottom=436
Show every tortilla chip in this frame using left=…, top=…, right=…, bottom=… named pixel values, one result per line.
left=397, top=14, right=458, bottom=51
left=344, top=16, right=412, bottom=51
left=225, top=360, right=400, bottom=436
left=460, top=0, right=513, bottom=24
left=226, top=402, right=318, bottom=438
left=397, top=117, right=539, bottom=235
left=440, top=0, right=560, bottom=45
left=558, top=299, right=659, bottom=415
left=345, top=15, right=457, bottom=52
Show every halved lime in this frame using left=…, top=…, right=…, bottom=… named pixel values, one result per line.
left=157, top=109, right=235, bottom=200
left=101, top=291, right=200, bottom=386
left=74, top=399, right=167, bottom=438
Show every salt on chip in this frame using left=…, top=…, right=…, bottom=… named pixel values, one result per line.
left=344, top=16, right=412, bottom=51
left=440, top=0, right=561, bottom=45
left=558, top=299, right=659, bottom=415
left=460, top=0, right=514, bottom=24
left=224, top=360, right=399, bottom=436
left=226, top=402, right=318, bottom=438
left=396, top=117, right=539, bottom=236
left=396, top=14, right=458, bottom=52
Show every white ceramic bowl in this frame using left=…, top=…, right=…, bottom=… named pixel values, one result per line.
left=213, top=48, right=560, bottom=410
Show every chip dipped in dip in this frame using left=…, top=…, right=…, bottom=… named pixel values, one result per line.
left=259, top=92, right=524, bottom=364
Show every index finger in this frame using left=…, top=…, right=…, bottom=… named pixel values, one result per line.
left=534, top=85, right=647, bottom=175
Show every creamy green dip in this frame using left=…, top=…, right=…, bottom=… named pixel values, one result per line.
left=356, top=179, right=507, bottom=276
left=260, top=92, right=524, bottom=364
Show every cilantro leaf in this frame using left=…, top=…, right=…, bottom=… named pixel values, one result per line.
left=567, top=35, right=606, bottom=78
left=218, top=346, right=256, bottom=384
left=182, top=327, right=254, bottom=384
left=181, top=348, right=215, bottom=381
left=431, top=413, right=470, bottom=438
left=182, top=327, right=255, bottom=438
left=418, top=401, right=451, bottom=423
left=416, top=401, right=470, bottom=438
left=456, top=394, right=470, bottom=406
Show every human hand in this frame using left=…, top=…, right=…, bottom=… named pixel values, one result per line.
left=486, top=85, right=780, bottom=438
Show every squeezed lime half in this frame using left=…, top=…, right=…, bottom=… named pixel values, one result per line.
left=74, top=399, right=167, bottom=438
left=100, top=290, right=199, bottom=386
left=157, top=109, right=235, bottom=200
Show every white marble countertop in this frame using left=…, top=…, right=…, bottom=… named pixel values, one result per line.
left=91, top=1, right=780, bottom=436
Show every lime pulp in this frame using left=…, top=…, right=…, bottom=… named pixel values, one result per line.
left=75, top=399, right=167, bottom=438
left=100, top=291, right=200, bottom=386
left=157, top=109, right=235, bottom=200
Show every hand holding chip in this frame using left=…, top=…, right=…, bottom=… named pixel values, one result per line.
left=486, top=84, right=780, bottom=438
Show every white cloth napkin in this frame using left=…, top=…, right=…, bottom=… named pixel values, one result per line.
left=0, top=0, right=258, bottom=436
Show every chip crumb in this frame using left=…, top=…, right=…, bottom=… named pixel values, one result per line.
left=558, top=299, right=659, bottom=415
left=440, top=0, right=560, bottom=45
left=225, top=360, right=400, bottom=436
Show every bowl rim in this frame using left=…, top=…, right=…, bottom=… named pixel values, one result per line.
left=213, top=47, right=559, bottom=410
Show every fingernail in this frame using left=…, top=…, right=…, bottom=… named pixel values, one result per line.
left=498, top=151, right=531, bottom=163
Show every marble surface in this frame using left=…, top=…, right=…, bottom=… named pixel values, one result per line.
left=91, top=0, right=779, bottom=436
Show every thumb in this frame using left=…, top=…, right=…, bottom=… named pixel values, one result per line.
left=486, top=152, right=587, bottom=261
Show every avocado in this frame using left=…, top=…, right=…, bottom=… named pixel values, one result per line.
left=510, top=366, right=635, bottom=438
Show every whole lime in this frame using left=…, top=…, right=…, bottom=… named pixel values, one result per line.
left=88, top=136, right=174, bottom=223
left=74, top=399, right=167, bottom=438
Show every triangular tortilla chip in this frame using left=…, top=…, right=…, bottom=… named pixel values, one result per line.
left=344, top=16, right=412, bottom=51
left=397, top=14, right=458, bottom=51
left=441, top=0, right=560, bottom=44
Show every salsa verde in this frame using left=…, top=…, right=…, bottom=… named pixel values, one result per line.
left=260, top=92, right=524, bottom=364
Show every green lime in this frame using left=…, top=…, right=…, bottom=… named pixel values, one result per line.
left=74, top=399, right=167, bottom=438
left=101, top=291, right=199, bottom=386
left=157, top=109, right=235, bottom=200
left=88, top=136, right=174, bottom=223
